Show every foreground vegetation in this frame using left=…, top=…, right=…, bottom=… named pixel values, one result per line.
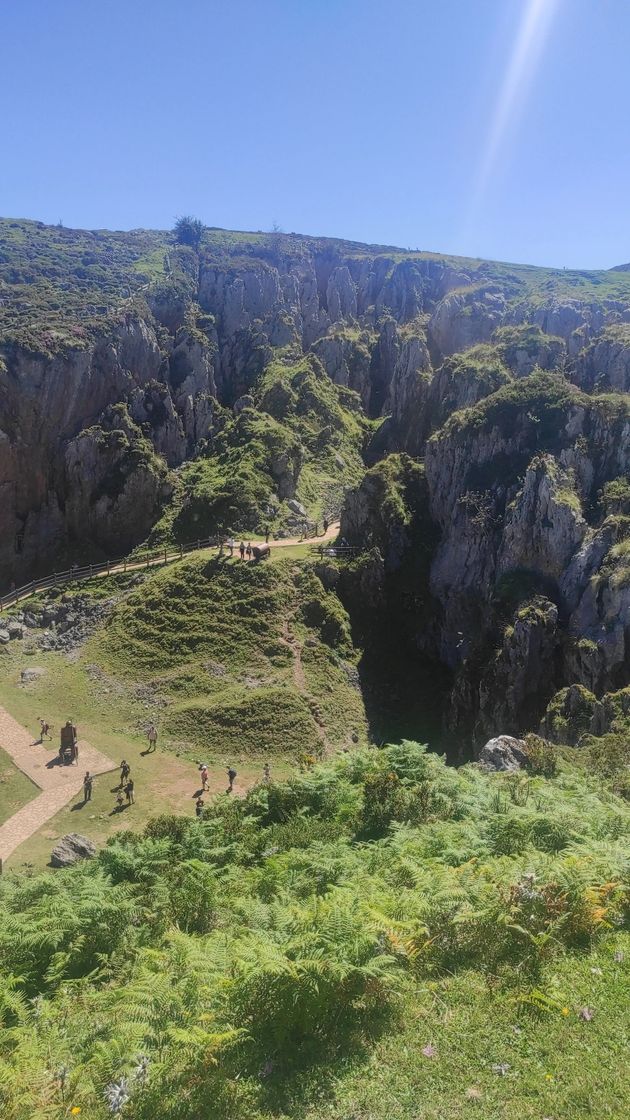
left=0, top=740, right=627, bottom=1118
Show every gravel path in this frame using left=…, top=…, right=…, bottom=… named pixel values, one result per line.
left=0, top=707, right=116, bottom=866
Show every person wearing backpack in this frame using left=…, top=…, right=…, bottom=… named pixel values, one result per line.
left=227, top=766, right=237, bottom=793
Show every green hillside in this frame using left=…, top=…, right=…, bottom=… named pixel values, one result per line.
left=0, top=740, right=627, bottom=1119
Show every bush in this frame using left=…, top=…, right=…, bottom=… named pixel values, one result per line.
left=173, top=215, right=205, bottom=249
left=524, top=733, right=558, bottom=776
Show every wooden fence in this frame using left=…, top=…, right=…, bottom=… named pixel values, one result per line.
left=0, top=536, right=219, bottom=613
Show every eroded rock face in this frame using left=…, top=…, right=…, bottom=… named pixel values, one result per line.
left=573, top=326, right=630, bottom=392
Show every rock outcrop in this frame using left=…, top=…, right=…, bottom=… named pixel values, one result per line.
left=51, top=833, right=97, bottom=868
left=478, top=735, right=528, bottom=771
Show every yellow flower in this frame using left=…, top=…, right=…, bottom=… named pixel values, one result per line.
left=544, top=1073, right=554, bottom=1081
left=71, top=1110, right=82, bottom=1116
left=561, top=1006, right=570, bottom=1016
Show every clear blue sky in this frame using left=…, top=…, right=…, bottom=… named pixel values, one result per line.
left=2, top=0, right=629, bottom=268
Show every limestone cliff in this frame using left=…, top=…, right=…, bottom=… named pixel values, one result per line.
left=3, top=218, right=630, bottom=757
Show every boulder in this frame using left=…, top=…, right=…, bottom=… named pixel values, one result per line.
left=7, top=620, right=24, bottom=639
left=233, top=393, right=254, bottom=415
left=287, top=499, right=307, bottom=517
left=252, top=544, right=270, bottom=561
left=50, top=833, right=97, bottom=868
left=20, top=666, right=46, bottom=683
left=478, top=735, right=528, bottom=772
left=0, top=629, right=10, bottom=644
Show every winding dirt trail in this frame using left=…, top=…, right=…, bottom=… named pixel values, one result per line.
left=0, top=708, right=116, bottom=866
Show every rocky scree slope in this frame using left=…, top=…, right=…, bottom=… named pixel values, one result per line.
left=3, top=218, right=630, bottom=756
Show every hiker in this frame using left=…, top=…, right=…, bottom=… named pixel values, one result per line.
left=246, top=541, right=252, bottom=560
left=264, top=525, right=270, bottom=543
left=199, top=763, right=209, bottom=791
left=323, top=517, right=329, bottom=534
left=227, top=766, right=237, bottom=793
left=239, top=541, right=245, bottom=560
left=125, top=778, right=135, bottom=805
left=115, top=790, right=124, bottom=812
left=195, top=796, right=205, bottom=819
left=227, top=537, right=235, bottom=558
left=263, top=762, right=271, bottom=784
left=147, top=723, right=157, bottom=752
left=119, top=759, right=130, bottom=788
left=38, top=717, right=51, bottom=743
left=83, top=771, right=93, bottom=802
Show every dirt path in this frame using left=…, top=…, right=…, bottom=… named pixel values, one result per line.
left=280, top=621, right=331, bottom=755
left=0, top=707, right=116, bottom=865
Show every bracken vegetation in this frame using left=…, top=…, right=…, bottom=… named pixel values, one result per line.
left=0, top=741, right=627, bottom=1119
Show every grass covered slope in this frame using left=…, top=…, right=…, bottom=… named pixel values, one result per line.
left=0, top=741, right=627, bottom=1119
left=0, top=746, right=37, bottom=826
left=5, top=216, right=630, bottom=347
left=96, top=550, right=367, bottom=757
left=149, top=351, right=369, bottom=543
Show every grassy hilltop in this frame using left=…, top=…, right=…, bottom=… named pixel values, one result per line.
left=4, top=215, right=630, bottom=354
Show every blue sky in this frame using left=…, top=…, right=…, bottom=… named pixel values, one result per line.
left=2, top=0, right=629, bottom=268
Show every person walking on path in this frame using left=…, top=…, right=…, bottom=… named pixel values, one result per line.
left=38, top=717, right=51, bottom=743
left=263, top=762, right=271, bottom=784
left=323, top=516, right=329, bottom=534
left=83, top=771, right=93, bottom=802
left=239, top=541, right=245, bottom=560
left=199, top=763, right=209, bottom=791
left=226, top=766, right=237, bottom=793
left=195, top=796, right=205, bottom=819
left=246, top=541, right=252, bottom=560
left=227, top=537, right=235, bottom=558
left=125, top=778, right=135, bottom=805
left=119, top=759, right=130, bottom=788
left=147, top=723, right=158, bottom=753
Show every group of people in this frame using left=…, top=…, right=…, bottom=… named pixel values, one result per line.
left=113, top=758, right=135, bottom=811
left=220, top=516, right=331, bottom=559
left=37, top=712, right=274, bottom=824
left=193, top=761, right=271, bottom=818
left=225, top=539, right=254, bottom=560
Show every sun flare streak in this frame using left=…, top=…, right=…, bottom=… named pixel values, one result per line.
left=473, top=0, right=562, bottom=204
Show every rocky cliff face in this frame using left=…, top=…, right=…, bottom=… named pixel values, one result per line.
left=3, top=218, right=630, bottom=757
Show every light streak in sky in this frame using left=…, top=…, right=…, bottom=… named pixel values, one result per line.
left=471, top=0, right=563, bottom=210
